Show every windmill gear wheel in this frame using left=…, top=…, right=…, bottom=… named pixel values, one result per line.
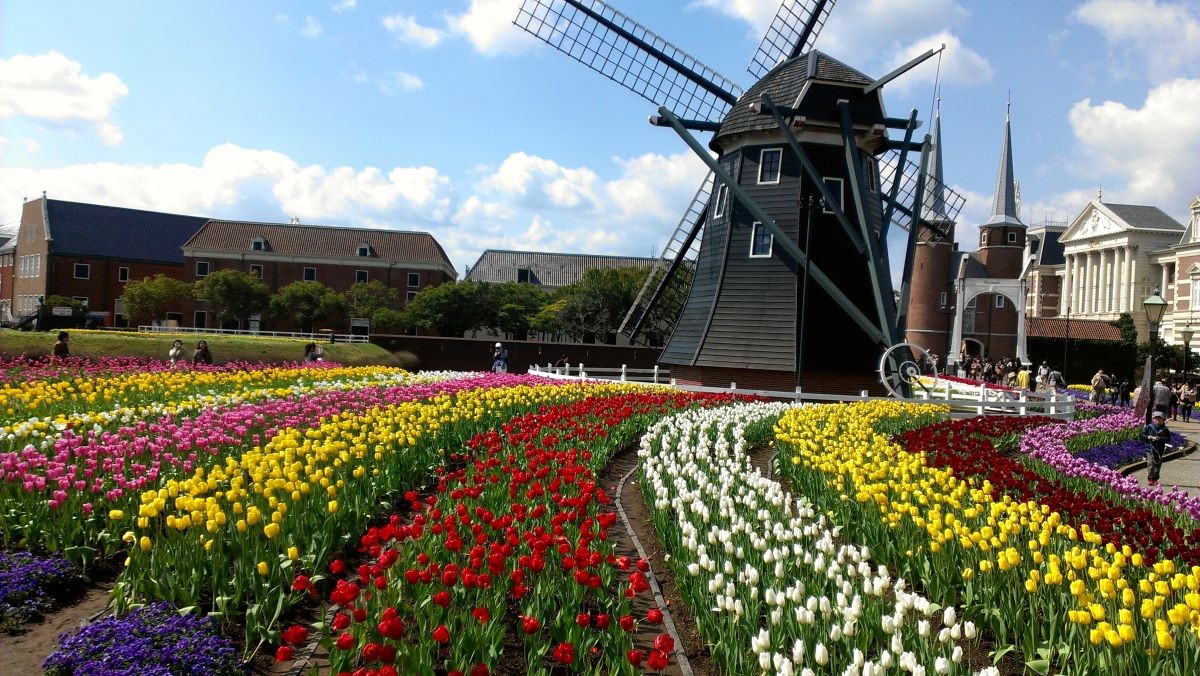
left=878, top=342, right=938, bottom=398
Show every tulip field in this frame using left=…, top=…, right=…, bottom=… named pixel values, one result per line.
left=5, top=356, right=1200, bottom=674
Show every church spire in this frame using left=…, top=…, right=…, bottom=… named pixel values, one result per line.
left=922, top=96, right=947, bottom=219
left=984, top=96, right=1023, bottom=227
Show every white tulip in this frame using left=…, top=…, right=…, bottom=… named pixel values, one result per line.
left=934, top=656, right=949, bottom=674
left=814, top=643, right=829, bottom=666
left=942, top=606, right=956, bottom=627
left=792, top=638, right=805, bottom=664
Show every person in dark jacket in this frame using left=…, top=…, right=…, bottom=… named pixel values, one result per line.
left=1141, top=411, right=1171, bottom=486
left=192, top=340, right=213, bottom=365
left=52, top=331, right=70, bottom=359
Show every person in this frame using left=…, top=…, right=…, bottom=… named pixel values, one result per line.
left=1153, top=378, right=1173, bottom=416
left=52, top=331, right=70, bottom=359
left=193, top=339, right=213, bottom=365
left=1141, top=411, right=1171, bottom=486
left=1016, top=364, right=1030, bottom=391
left=1119, top=379, right=1132, bottom=408
left=1047, top=367, right=1065, bottom=391
left=168, top=339, right=186, bottom=365
left=1038, top=361, right=1050, bottom=383
left=303, top=342, right=324, bottom=362
left=1090, top=369, right=1109, bottom=403
left=553, top=354, right=569, bottom=369
left=1180, top=382, right=1195, bottom=422
left=490, top=342, right=508, bottom=374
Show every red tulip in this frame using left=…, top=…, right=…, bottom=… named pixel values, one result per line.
left=654, top=634, right=675, bottom=652
left=433, top=590, right=451, bottom=607
left=281, top=625, right=308, bottom=644
left=330, top=559, right=346, bottom=575
left=275, top=646, right=294, bottom=662
left=432, top=624, right=450, bottom=643
left=378, top=616, right=404, bottom=640
left=575, top=612, right=590, bottom=627
left=335, top=632, right=356, bottom=650
left=646, top=608, right=664, bottom=624
left=471, top=607, right=490, bottom=624
left=331, top=612, right=350, bottom=632
left=594, top=613, right=610, bottom=629
left=647, top=649, right=669, bottom=670
left=627, top=649, right=644, bottom=666
left=520, top=615, right=541, bottom=635
left=619, top=614, right=635, bottom=631
left=552, top=642, right=575, bottom=664
left=291, top=574, right=311, bottom=592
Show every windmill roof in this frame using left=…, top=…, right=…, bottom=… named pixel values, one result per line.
left=43, top=199, right=209, bottom=264
left=713, top=51, right=873, bottom=147
left=184, top=220, right=456, bottom=274
left=464, top=249, right=655, bottom=289
left=1027, top=317, right=1122, bottom=342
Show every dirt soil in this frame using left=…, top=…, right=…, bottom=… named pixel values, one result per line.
left=0, top=580, right=114, bottom=672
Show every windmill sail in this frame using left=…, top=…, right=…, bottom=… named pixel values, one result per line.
left=514, top=0, right=743, bottom=123
left=620, top=174, right=712, bottom=344
left=748, top=0, right=837, bottom=80
left=877, top=149, right=966, bottom=236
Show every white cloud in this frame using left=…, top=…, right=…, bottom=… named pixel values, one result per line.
left=689, top=0, right=779, bottom=31
left=446, top=0, right=532, bottom=56
left=1073, top=0, right=1200, bottom=81
left=382, top=14, right=446, bottom=48
left=452, top=195, right=516, bottom=225
left=376, top=71, right=424, bottom=94
left=0, top=51, right=128, bottom=146
left=0, top=143, right=453, bottom=228
left=331, top=0, right=356, bottom=13
left=1066, top=78, right=1200, bottom=217
left=276, top=14, right=323, bottom=39
left=880, top=32, right=993, bottom=95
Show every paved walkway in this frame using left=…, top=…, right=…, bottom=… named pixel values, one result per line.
left=1125, top=417, right=1200, bottom=497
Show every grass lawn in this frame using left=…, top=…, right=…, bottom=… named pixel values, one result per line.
left=0, top=329, right=399, bottom=366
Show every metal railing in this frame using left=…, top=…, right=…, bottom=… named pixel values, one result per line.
left=137, top=325, right=370, bottom=343
left=528, top=364, right=1075, bottom=419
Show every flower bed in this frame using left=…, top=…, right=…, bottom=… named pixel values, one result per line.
left=640, top=402, right=978, bottom=674
left=0, top=550, right=79, bottom=633
left=283, top=389, right=742, bottom=673
left=776, top=402, right=1200, bottom=673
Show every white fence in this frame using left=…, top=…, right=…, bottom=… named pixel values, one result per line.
left=528, top=364, right=1075, bottom=419
left=137, top=325, right=370, bottom=344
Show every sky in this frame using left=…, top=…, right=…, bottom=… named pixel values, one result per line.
left=2, top=0, right=1199, bottom=279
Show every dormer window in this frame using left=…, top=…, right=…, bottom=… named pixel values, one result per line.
left=357, top=243, right=371, bottom=257
left=251, top=237, right=266, bottom=251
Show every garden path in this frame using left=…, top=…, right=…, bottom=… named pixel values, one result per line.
left=1127, top=417, right=1200, bottom=497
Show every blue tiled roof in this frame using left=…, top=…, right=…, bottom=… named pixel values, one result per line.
left=45, top=200, right=208, bottom=264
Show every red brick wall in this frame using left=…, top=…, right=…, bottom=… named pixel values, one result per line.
left=47, top=257, right=184, bottom=325
left=12, top=200, right=50, bottom=313
left=905, top=237, right=955, bottom=355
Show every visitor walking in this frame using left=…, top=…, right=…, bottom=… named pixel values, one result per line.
left=1153, top=378, right=1173, bottom=416
left=1141, top=411, right=1171, bottom=486
left=1090, top=369, right=1109, bottom=403
left=1180, top=382, right=1195, bottom=422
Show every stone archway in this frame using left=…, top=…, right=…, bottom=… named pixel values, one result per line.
left=947, top=274, right=1031, bottom=368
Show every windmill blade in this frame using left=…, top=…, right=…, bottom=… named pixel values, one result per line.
left=514, top=0, right=743, bottom=124
left=878, top=149, right=966, bottom=236
left=748, top=0, right=837, bottom=80
left=620, top=174, right=712, bottom=345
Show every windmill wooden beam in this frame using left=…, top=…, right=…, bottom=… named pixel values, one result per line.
left=879, top=109, right=920, bottom=243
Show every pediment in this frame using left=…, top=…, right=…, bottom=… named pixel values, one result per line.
left=1061, top=202, right=1127, bottom=243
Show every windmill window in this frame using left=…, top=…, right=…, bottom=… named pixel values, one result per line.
left=118, top=267, right=129, bottom=282
left=1007, top=232, right=1017, bottom=243
left=749, top=222, right=774, bottom=258
left=713, top=184, right=729, bottom=217
left=822, top=177, right=844, bottom=214
left=408, top=272, right=420, bottom=288
left=303, top=267, right=317, bottom=281
left=757, top=148, right=783, bottom=185
left=250, top=264, right=263, bottom=279
left=73, top=263, right=90, bottom=279
left=981, top=232, right=988, bottom=245
left=356, top=270, right=369, bottom=284
left=195, top=261, right=210, bottom=278
left=995, top=295, right=1005, bottom=309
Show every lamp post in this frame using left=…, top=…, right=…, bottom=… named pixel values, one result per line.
left=1183, top=325, right=1195, bottom=381
left=1144, top=288, right=1168, bottom=424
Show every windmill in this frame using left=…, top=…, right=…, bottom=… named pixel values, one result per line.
left=514, top=0, right=966, bottom=394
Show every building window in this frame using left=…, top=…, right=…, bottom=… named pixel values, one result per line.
left=356, top=270, right=368, bottom=284
left=995, top=295, right=1005, bottom=309
left=750, top=222, right=773, bottom=258
left=713, top=184, right=729, bottom=217
left=250, top=264, right=263, bottom=279
left=194, top=310, right=207, bottom=328
left=407, top=290, right=418, bottom=302
left=758, top=148, right=783, bottom=184
left=118, top=267, right=129, bottom=282
left=862, top=153, right=877, bottom=192
left=73, top=296, right=88, bottom=307
left=74, top=263, right=90, bottom=279
left=1191, top=280, right=1200, bottom=309
left=407, top=272, right=420, bottom=287
left=357, top=244, right=370, bottom=257
left=981, top=232, right=988, bottom=246
left=196, top=261, right=210, bottom=277
left=966, top=296, right=977, bottom=309
left=939, top=291, right=948, bottom=307
left=1007, top=231, right=1017, bottom=243
left=517, top=268, right=531, bottom=284
left=822, top=177, right=844, bottom=214
left=303, top=267, right=316, bottom=281
left=251, top=237, right=266, bottom=251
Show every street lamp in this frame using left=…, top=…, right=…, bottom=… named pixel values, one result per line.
left=1183, top=325, right=1195, bottom=380
left=1144, top=288, right=1168, bottom=424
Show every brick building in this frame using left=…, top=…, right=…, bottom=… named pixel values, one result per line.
left=0, top=236, right=13, bottom=323
left=8, top=197, right=208, bottom=326
left=181, top=219, right=457, bottom=331
left=465, top=250, right=655, bottom=292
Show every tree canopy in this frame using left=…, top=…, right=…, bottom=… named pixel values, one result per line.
left=269, top=280, right=347, bottom=333
left=119, top=275, right=193, bottom=325
left=401, top=281, right=495, bottom=336
left=193, top=269, right=270, bottom=329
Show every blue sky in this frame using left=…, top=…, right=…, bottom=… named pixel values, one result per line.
left=2, top=0, right=1199, bottom=277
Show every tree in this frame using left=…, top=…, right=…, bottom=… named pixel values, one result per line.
left=487, top=282, right=548, bottom=340
left=193, top=269, right=270, bottom=329
left=269, top=281, right=347, bottom=333
left=371, top=308, right=407, bottom=333
left=1111, top=312, right=1138, bottom=346
left=120, top=275, right=193, bottom=325
left=531, top=298, right=568, bottom=338
left=402, top=281, right=495, bottom=336
left=554, top=267, right=644, bottom=343
left=345, top=280, right=400, bottom=320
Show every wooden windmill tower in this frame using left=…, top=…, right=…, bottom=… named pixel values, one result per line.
left=515, top=0, right=966, bottom=394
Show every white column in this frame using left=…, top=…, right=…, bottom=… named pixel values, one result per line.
left=1126, top=246, right=1137, bottom=312
left=1101, top=249, right=1110, bottom=313
left=1117, top=247, right=1127, bottom=312
left=1107, top=249, right=1116, bottom=313
left=1062, top=254, right=1073, bottom=316
left=1087, top=252, right=1097, bottom=314
left=1075, top=254, right=1084, bottom=314
left=1080, top=254, right=1089, bottom=315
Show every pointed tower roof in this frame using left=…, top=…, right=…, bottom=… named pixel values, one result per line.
left=922, top=101, right=948, bottom=220
left=983, top=100, right=1024, bottom=227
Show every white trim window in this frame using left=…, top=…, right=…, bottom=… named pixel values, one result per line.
left=757, top=148, right=783, bottom=185
left=939, top=291, right=948, bottom=307
left=822, top=177, right=844, bottom=214
left=407, top=272, right=420, bottom=287
left=1007, top=231, right=1017, bottom=243
left=749, top=222, right=774, bottom=258
left=118, top=267, right=129, bottom=282
left=357, top=243, right=370, bottom=257
left=195, top=261, right=210, bottom=277
left=74, top=263, right=90, bottom=279
left=966, top=296, right=977, bottom=310
left=995, top=295, right=1005, bottom=309
left=1190, top=278, right=1200, bottom=309
left=356, top=270, right=368, bottom=284
left=250, top=264, right=264, bottom=279
left=303, top=267, right=317, bottom=281
left=981, top=232, right=989, bottom=246
left=251, top=237, right=266, bottom=251
left=713, top=184, right=729, bottom=217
